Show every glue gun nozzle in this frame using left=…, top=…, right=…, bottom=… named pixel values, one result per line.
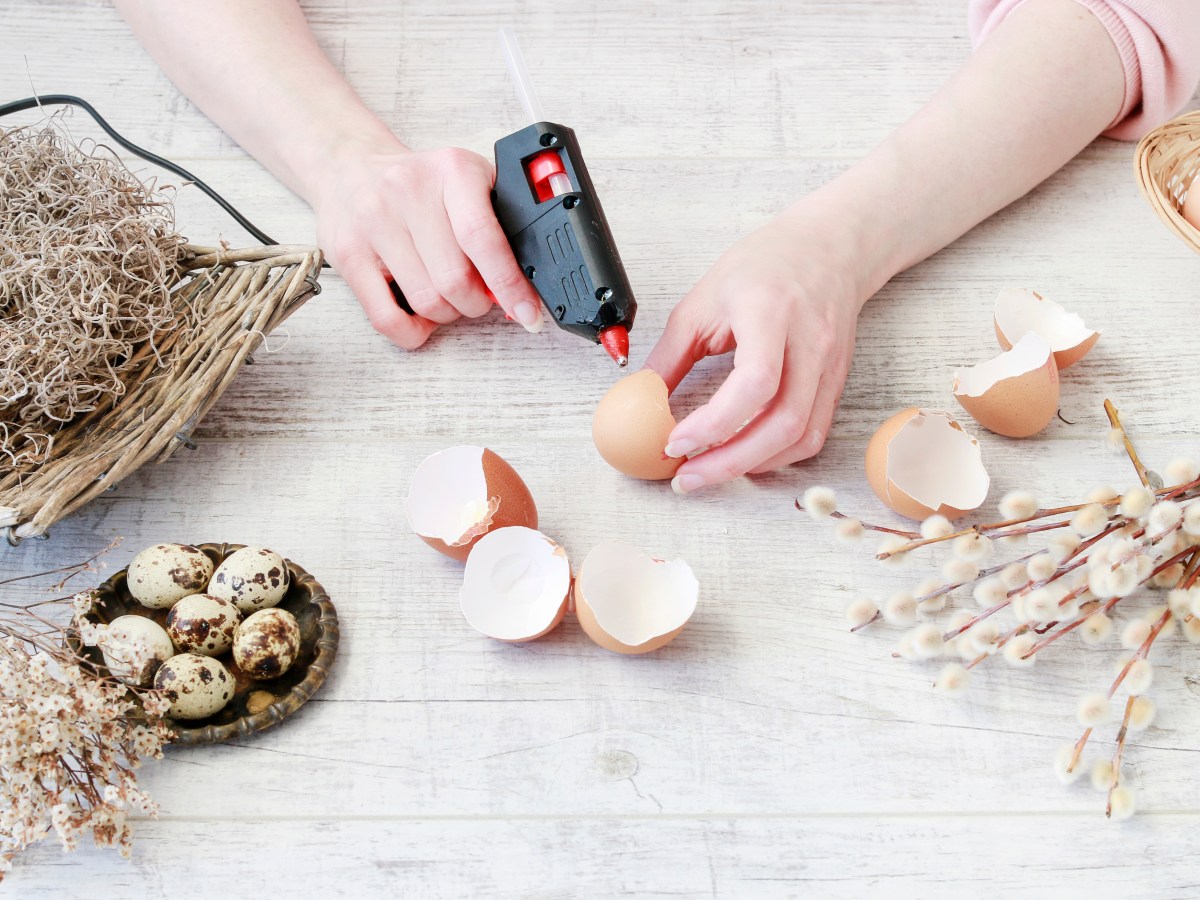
left=599, top=325, right=631, bottom=368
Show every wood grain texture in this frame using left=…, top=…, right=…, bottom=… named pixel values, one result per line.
left=3, top=0, right=1200, bottom=895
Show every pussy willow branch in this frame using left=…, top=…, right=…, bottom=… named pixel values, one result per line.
left=1105, top=399, right=1153, bottom=489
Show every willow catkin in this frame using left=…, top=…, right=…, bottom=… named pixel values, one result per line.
left=0, top=122, right=188, bottom=467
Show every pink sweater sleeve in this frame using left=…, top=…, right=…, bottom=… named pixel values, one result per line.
left=969, top=0, right=1200, bottom=139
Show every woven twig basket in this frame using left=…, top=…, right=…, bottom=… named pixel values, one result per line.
left=0, top=244, right=323, bottom=544
left=1134, top=109, right=1200, bottom=255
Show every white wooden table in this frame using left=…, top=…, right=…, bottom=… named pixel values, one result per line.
left=5, top=2, right=1200, bottom=896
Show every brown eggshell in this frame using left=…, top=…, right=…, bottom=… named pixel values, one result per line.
left=993, top=288, right=1099, bottom=370
left=954, top=333, right=1060, bottom=438
left=406, top=447, right=538, bottom=563
left=865, top=408, right=989, bottom=521
left=592, top=370, right=683, bottom=481
left=573, top=541, right=698, bottom=654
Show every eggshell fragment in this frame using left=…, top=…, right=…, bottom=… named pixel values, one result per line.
left=574, top=541, right=698, bottom=654
left=592, top=370, right=683, bottom=481
left=1184, top=177, right=1200, bottom=230
left=406, top=446, right=538, bottom=563
left=126, top=543, right=213, bottom=609
left=99, top=615, right=175, bottom=686
left=865, top=408, right=990, bottom=521
left=953, top=332, right=1059, bottom=438
left=459, top=526, right=571, bottom=641
left=994, top=287, right=1099, bottom=369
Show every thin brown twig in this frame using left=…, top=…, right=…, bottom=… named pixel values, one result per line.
left=1104, top=399, right=1153, bottom=489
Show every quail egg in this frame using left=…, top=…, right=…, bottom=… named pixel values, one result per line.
left=100, top=615, right=175, bottom=686
left=153, top=653, right=233, bottom=720
left=233, top=608, right=301, bottom=680
left=208, top=547, right=289, bottom=613
left=126, top=543, right=214, bottom=609
left=165, top=593, right=241, bottom=656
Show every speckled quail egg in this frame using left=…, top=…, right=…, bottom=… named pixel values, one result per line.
left=165, top=593, right=242, bottom=656
left=153, top=653, right=233, bottom=720
left=233, top=609, right=301, bottom=681
left=126, top=543, right=214, bottom=609
left=100, top=615, right=175, bottom=686
left=208, top=547, right=290, bottom=613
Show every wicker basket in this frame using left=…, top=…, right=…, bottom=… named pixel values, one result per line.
left=0, top=244, right=323, bottom=545
left=1134, top=109, right=1200, bottom=255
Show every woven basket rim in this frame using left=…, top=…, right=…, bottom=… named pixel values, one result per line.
left=1134, top=108, right=1200, bottom=256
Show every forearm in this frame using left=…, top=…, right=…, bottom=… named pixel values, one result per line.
left=801, top=0, right=1125, bottom=296
left=113, top=0, right=400, bottom=206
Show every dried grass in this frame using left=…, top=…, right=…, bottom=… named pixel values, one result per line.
left=0, top=122, right=190, bottom=468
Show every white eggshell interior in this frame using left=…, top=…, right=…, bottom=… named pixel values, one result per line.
left=405, top=446, right=492, bottom=543
left=994, top=287, right=1098, bottom=350
left=954, top=332, right=1052, bottom=397
left=887, top=410, right=989, bottom=512
left=578, top=541, right=698, bottom=646
left=459, top=526, right=570, bottom=640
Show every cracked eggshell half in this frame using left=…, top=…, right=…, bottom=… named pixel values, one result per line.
left=865, top=408, right=989, bottom=521
left=574, top=541, right=698, bottom=654
left=459, top=526, right=571, bottom=641
left=953, top=332, right=1059, bottom=438
left=592, top=369, right=683, bottom=481
left=994, top=287, right=1099, bottom=369
left=406, top=446, right=538, bottom=563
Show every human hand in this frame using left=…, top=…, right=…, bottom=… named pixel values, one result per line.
left=645, top=207, right=874, bottom=493
left=313, top=139, right=544, bottom=349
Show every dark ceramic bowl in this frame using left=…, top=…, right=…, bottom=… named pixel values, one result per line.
left=74, top=542, right=338, bottom=745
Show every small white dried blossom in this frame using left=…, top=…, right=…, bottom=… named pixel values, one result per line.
left=1125, top=660, right=1154, bottom=696
left=1120, top=486, right=1155, bottom=519
left=920, top=514, right=954, bottom=540
left=947, top=610, right=976, bottom=632
left=1128, top=696, right=1156, bottom=732
left=883, top=592, right=918, bottom=626
left=833, top=517, right=865, bottom=545
left=942, top=558, right=979, bottom=585
left=1071, top=503, right=1109, bottom=538
left=845, top=597, right=879, bottom=629
left=1152, top=563, right=1185, bottom=590
left=1091, top=759, right=1115, bottom=791
left=894, top=632, right=918, bottom=660
left=910, top=623, right=945, bottom=659
left=877, top=535, right=911, bottom=569
left=914, top=577, right=946, bottom=600
left=1002, top=632, right=1037, bottom=667
left=918, top=594, right=947, bottom=616
left=1026, top=553, right=1057, bottom=583
left=999, top=490, right=1039, bottom=521
left=1107, top=563, right=1141, bottom=598
left=1000, top=562, right=1029, bottom=590
left=1080, top=612, right=1113, bottom=646
left=1087, top=485, right=1120, bottom=504
left=1025, top=588, right=1061, bottom=624
left=996, top=531, right=1029, bottom=548
left=1190, top=589, right=1200, bottom=619
left=1144, top=606, right=1176, bottom=639
left=933, top=662, right=968, bottom=696
left=966, top=619, right=1000, bottom=655
left=1183, top=503, right=1200, bottom=538
left=1148, top=500, right=1183, bottom=536
left=1088, top=566, right=1115, bottom=600
left=1077, top=692, right=1112, bottom=728
left=1165, top=457, right=1199, bottom=486
left=1121, top=619, right=1152, bottom=650
left=802, top=486, right=838, bottom=521
left=1183, top=616, right=1200, bottom=644
left=1053, top=744, right=1083, bottom=785
left=1105, top=428, right=1126, bottom=454
left=1048, top=531, right=1082, bottom=562
left=1108, top=785, right=1136, bottom=821
left=952, top=532, right=993, bottom=562
left=973, top=577, right=1008, bottom=608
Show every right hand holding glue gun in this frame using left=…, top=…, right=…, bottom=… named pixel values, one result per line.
left=313, top=138, right=546, bottom=349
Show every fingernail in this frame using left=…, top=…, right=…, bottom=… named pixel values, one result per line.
left=514, top=301, right=543, bottom=333
left=672, top=473, right=704, bottom=495
left=664, top=439, right=699, bottom=459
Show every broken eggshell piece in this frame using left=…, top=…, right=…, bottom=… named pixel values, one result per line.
left=592, top=369, right=683, bottom=481
left=865, top=408, right=990, bottom=521
left=574, top=541, right=698, bottom=654
left=953, top=332, right=1059, bottom=438
left=405, top=446, right=538, bottom=563
left=459, top=526, right=571, bottom=641
left=994, top=287, right=1099, bottom=369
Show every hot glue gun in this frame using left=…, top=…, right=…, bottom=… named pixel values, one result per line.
left=391, top=27, right=637, bottom=367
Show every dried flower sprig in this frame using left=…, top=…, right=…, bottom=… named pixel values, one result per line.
left=0, top=542, right=171, bottom=879
left=799, top=401, right=1200, bottom=819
